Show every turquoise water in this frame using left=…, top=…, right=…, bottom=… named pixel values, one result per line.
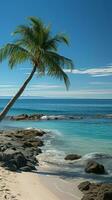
left=0, top=99, right=112, bottom=180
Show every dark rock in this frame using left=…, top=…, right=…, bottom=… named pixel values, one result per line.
left=14, top=135, right=23, bottom=139
left=6, top=159, right=18, bottom=171
left=19, top=160, right=36, bottom=172
left=12, top=147, right=17, bottom=151
left=4, top=149, right=16, bottom=160
left=23, top=140, right=43, bottom=148
left=14, top=152, right=27, bottom=168
left=103, top=191, right=112, bottom=200
left=16, top=129, right=46, bottom=138
left=1, top=150, right=27, bottom=170
left=30, top=140, right=43, bottom=147
left=0, top=128, right=46, bottom=172
left=35, top=148, right=42, bottom=155
left=65, top=154, right=81, bottom=160
left=79, top=182, right=112, bottom=200
left=22, top=141, right=34, bottom=148
left=27, top=157, right=38, bottom=165
left=11, top=114, right=29, bottom=120
left=85, top=161, right=106, bottom=174
left=26, top=162, right=36, bottom=170
left=0, top=152, right=4, bottom=161
left=78, top=181, right=91, bottom=192
left=23, top=149, right=35, bottom=158
left=20, top=166, right=33, bottom=172
left=8, top=114, right=44, bottom=121
left=0, top=142, right=13, bottom=152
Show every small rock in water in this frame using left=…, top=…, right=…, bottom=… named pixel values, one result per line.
left=85, top=160, right=106, bottom=174
left=65, top=154, right=82, bottom=160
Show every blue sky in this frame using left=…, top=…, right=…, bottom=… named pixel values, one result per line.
left=0, top=0, right=112, bottom=98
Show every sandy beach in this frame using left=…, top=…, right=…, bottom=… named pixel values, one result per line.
left=0, top=166, right=83, bottom=200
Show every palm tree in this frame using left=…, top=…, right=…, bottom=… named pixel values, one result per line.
left=0, top=17, right=73, bottom=121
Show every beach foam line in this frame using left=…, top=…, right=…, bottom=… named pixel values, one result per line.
left=37, top=150, right=112, bottom=170
left=40, top=115, right=83, bottom=120
left=40, top=113, right=112, bottom=120
left=82, top=152, right=112, bottom=160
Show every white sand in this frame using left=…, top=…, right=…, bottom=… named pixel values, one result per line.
left=0, top=167, right=83, bottom=200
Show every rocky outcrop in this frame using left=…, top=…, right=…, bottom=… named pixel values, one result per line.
left=85, top=161, right=106, bottom=174
left=4, top=128, right=46, bottom=138
left=7, top=114, right=44, bottom=121
left=65, top=154, right=81, bottom=160
left=78, top=181, right=112, bottom=200
left=0, top=150, right=27, bottom=171
left=0, top=129, right=46, bottom=172
left=6, top=113, right=112, bottom=121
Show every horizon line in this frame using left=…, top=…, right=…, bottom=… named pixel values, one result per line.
left=0, top=97, right=112, bottom=100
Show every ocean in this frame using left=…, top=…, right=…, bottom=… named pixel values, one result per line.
left=0, top=98, right=112, bottom=181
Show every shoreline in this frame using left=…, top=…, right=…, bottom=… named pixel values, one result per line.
left=0, top=166, right=83, bottom=200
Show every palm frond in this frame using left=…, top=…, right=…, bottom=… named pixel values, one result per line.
left=55, top=33, right=69, bottom=45
left=43, top=38, right=58, bottom=51
left=45, top=51, right=74, bottom=70
left=13, top=25, right=42, bottom=54
left=41, top=52, right=71, bottom=89
left=28, top=16, right=44, bottom=31
left=43, top=33, right=69, bottom=51
left=47, top=63, right=70, bottom=90
left=0, top=43, right=30, bottom=68
left=13, top=25, right=32, bottom=37
left=28, top=17, right=46, bottom=46
left=13, top=25, right=35, bottom=45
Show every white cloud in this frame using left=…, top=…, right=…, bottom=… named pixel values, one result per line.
left=24, top=65, right=112, bottom=77
left=0, top=84, right=64, bottom=96
left=25, top=72, right=38, bottom=76
left=0, top=88, right=112, bottom=98
left=64, top=66, right=112, bottom=77
left=0, top=85, right=15, bottom=88
left=29, top=84, right=63, bottom=89
left=19, top=67, right=32, bottom=70
left=0, top=73, right=112, bottom=98
left=0, top=84, right=62, bottom=89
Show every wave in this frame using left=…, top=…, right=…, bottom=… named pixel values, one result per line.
left=39, top=114, right=112, bottom=120
left=49, top=129, right=63, bottom=136
left=37, top=150, right=112, bottom=170
left=82, top=152, right=112, bottom=160
left=40, top=114, right=112, bottom=120
left=37, top=149, right=66, bottom=169
left=40, top=115, right=84, bottom=120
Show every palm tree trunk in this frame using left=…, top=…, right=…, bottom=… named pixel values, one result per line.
left=0, top=65, right=36, bottom=121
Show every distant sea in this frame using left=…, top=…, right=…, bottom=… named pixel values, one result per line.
left=0, top=98, right=112, bottom=181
